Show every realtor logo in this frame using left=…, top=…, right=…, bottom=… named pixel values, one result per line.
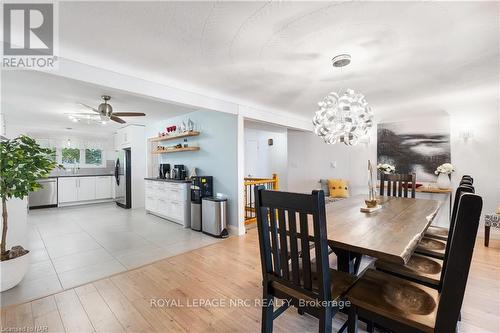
left=2, top=3, right=57, bottom=69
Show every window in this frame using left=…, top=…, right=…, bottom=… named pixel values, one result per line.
left=85, top=149, right=102, bottom=165
left=62, top=148, right=80, bottom=164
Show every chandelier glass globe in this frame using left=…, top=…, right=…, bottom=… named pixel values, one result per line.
left=313, top=88, right=373, bottom=145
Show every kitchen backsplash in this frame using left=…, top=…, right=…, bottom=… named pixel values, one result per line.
left=50, top=160, right=115, bottom=176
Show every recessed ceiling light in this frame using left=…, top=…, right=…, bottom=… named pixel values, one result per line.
left=101, top=121, right=107, bottom=125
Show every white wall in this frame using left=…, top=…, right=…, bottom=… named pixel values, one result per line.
left=287, top=129, right=375, bottom=195
left=244, top=121, right=288, bottom=190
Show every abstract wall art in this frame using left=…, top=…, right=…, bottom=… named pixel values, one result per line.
left=377, top=116, right=451, bottom=182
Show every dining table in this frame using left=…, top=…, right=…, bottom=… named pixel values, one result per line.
left=323, top=194, right=443, bottom=275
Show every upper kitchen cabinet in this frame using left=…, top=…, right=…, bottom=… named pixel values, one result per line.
left=114, top=125, right=145, bottom=150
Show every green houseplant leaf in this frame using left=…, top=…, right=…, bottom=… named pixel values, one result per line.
left=1, top=135, right=59, bottom=260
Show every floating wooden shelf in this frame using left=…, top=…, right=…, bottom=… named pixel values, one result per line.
left=149, top=131, right=200, bottom=142
left=152, top=147, right=200, bottom=154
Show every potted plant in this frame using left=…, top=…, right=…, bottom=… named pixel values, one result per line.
left=1, top=135, right=58, bottom=291
left=434, top=163, right=454, bottom=189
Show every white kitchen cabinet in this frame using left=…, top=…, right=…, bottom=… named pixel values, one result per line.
left=144, top=179, right=190, bottom=227
left=77, top=177, right=96, bottom=201
left=58, top=177, right=78, bottom=203
left=95, top=176, right=113, bottom=199
left=58, top=176, right=113, bottom=205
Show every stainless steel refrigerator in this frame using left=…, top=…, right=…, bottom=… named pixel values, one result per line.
left=115, top=148, right=131, bottom=208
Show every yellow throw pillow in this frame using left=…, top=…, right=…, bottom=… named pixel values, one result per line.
left=328, top=179, right=349, bottom=198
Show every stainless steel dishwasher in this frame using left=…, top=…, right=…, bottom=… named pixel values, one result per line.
left=28, top=178, right=58, bottom=208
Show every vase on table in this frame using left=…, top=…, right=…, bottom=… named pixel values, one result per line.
left=436, top=173, right=451, bottom=189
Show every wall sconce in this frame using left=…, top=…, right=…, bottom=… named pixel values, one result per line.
left=459, top=129, right=474, bottom=143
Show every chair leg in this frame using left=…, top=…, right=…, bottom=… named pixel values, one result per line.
left=348, top=305, right=358, bottom=333
left=318, top=308, right=333, bottom=333
left=485, top=226, right=490, bottom=247
left=262, top=294, right=274, bottom=333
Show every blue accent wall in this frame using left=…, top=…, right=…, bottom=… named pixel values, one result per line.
left=150, top=110, right=238, bottom=227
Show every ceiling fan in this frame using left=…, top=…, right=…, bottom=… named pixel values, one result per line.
left=73, top=95, right=146, bottom=124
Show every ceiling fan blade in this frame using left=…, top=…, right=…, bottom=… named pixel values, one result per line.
left=112, top=112, right=146, bottom=117
left=65, top=112, right=98, bottom=116
left=110, top=115, right=126, bottom=124
left=79, top=103, right=99, bottom=113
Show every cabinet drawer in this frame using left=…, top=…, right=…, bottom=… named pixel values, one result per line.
left=169, top=200, right=186, bottom=221
left=145, top=195, right=157, bottom=212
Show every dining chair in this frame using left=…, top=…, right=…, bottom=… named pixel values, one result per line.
left=379, top=173, right=416, bottom=198
left=425, top=182, right=474, bottom=241
left=374, top=185, right=474, bottom=290
left=254, top=186, right=357, bottom=333
left=346, top=193, right=483, bottom=333
left=460, top=178, right=473, bottom=186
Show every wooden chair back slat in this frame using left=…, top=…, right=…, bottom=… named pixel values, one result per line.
left=268, top=208, right=281, bottom=276
left=379, top=173, right=416, bottom=198
left=299, top=212, right=312, bottom=290
left=255, top=186, right=331, bottom=302
left=435, top=193, right=483, bottom=332
left=287, top=210, right=301, bottom=286
left=277, top=209, right=289, bottom=280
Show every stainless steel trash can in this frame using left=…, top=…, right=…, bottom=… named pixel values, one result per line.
left=201, top=197, right=228, bottom=238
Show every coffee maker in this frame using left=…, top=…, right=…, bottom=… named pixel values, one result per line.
left=173, top=164, right=187, bottom=180
left=159, top=163, right=170, bottom=179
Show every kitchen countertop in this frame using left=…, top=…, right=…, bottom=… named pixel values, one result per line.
left=144, top=177, right=192, bottom=183
left=49, top=174, right=114, bottom=178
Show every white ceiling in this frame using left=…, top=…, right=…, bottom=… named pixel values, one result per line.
left=56, top=1, right=499, bottom=118
left=1, top=70, right=198, bottom=135
left=2, top=1, right=499, bottom=136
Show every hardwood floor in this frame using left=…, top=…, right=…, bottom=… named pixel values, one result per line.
left=1, top=231, right=499, bottom=332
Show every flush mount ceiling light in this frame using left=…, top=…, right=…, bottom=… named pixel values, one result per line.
left=312, top=54, right=373, bottom=146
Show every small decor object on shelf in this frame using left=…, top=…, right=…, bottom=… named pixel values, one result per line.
left=435, top=163, right=454, bottom=189
left=187, top=118, right=194, bottom=132
left=183, top=138, right=188, bottom=148
left=377, top=163, right=395, bottom=175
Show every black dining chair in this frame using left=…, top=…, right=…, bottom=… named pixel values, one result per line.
left=379, top=173, right=416, bottom=198
left=460, top=179, right=473, bottom=186
left=254, top=186, right=357, bottom=333
left=375, top=185, right=474, bottom=290
left=346, top=193, right=483, bottom=333
left=425, top=181, right=474, bottom=241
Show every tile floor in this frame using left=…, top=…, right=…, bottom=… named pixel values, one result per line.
left=1, top=203, right=222, bottom=306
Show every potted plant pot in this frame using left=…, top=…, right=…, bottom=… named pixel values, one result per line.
left=0, top=249, right=29, bottom=292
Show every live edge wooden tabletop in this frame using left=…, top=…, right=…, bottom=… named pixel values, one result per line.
left=324, top=195, right=442, bottom=265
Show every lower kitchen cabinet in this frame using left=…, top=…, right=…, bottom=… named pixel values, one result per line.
left=58, top=176, right=114, bottom=205
left=77, top=177, right=96, bottom=201
left=145, top=180, right=190, bottom=227
left=95, top=176, right=113, bottom=199
left=58, top=177, right=78, bottom=203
